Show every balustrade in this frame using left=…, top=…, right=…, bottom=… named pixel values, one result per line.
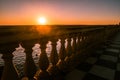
left=0, top=25, right=120, bottom=80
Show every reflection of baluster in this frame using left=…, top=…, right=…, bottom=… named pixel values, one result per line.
left=72, top=34, right=77, bottom=54
left=22, top=42, right=37, bottom=79
left=37, top=38, right=50, bottom=80
left=1, top=48, right=19, bottom=80
left=48, top=38, right=59, bottom=79
left=57, top=36, right=66, bottom=71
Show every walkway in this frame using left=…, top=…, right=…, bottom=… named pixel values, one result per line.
left=65, top=32, right=120, bottom=80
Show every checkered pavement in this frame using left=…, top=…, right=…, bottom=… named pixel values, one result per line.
left=65, top=33, right=120, bottom=80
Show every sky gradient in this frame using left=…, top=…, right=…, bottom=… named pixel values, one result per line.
left=0, top=0, right=120, bottom=25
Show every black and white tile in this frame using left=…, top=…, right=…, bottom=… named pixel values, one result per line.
left=65, top=33, right=120, bottom=80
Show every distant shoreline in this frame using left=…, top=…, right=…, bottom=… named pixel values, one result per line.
left=0, top=24, right=119, bottom=26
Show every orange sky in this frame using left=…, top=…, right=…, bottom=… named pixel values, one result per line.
left=0, top=0, right=120, bottom=25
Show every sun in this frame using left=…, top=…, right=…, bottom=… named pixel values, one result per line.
left=37, top=17, right=47, bottom=25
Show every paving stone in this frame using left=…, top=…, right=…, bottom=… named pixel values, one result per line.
left=117, top=63, right=120, bottom=71
left=100, top=55, right=118, bottom=62
left=89, top=65, right=115, bottom=80
left=106, top=48, right=119, bottom=53
left=86, top=57, right=98, bottom=64
left=65, top=69, right=86, bottom=80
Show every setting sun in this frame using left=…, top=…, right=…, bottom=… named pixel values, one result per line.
left=37, top=17, right=47, bottom=25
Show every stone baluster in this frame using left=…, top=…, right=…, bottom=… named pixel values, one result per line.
left=57, top=36, right=66, bottom=71
left=76, top=33, right=81, bottom=52
left=72, top=34, right=77, bottom=54
left=83, top=32, right=88, bottom=48
left=101, top=29, right=106, bottom=43
left=95, top=33, right=99, bottom=45
left=80, top=33, right=84, bottom=49
left=48, top=38, right=59, bottom=79
left=1, top=46, right=19, bottom=80
left=86, top=32, right=94, bottom=53
left=100, top=30, right=104, bottom=44
left=84, top=32, right=89, bottom=45
left=36, top=38, right=50, bottom=80
left=103, top=27, right=107, bottom=44
left=96, top=30, right=102, bottom=44
left=22, top=41, right=37, bottom=79
left=66, top=35, right=72, bottom=57
left=87, top=32, right=92, bottom=45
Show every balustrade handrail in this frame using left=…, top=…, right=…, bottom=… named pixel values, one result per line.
left=0, top=25, right=120, bottom=80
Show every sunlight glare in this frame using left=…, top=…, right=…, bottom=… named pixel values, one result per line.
left=37, top=17, right=47, bottom=25
left=32, top=25, right=51, bottom=35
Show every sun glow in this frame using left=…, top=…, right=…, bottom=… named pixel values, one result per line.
left=37, top=17, right=47, bottom=25
left=32, top=25, right=51, bottom=35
